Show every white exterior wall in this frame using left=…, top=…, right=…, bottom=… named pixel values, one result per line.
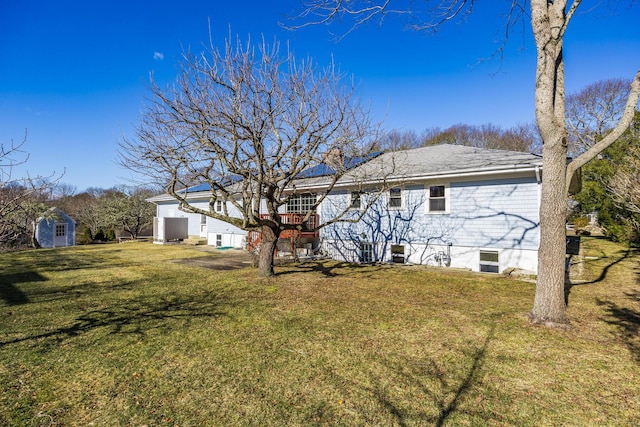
left=320, top=174, right=540, bottom=273
left=155, top=198, right=248, bottom=243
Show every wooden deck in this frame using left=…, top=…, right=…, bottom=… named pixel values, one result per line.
left=247, top=213, right=319, bottom=252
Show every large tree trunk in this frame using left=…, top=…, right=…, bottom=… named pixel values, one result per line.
left=257, top=226, right=279, bottom=278
left=531, top=140, right=569, bottom=325
left=529, top=0, right=570, bottom=326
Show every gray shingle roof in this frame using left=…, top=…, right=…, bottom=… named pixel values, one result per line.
left=365, top=144, right=541, bottom=176
left=148, top=144, right=543, bottom=200
left=295, top=144, right=542, bottom=188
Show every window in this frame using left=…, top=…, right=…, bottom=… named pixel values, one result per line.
left=200, top=214, right=207, bottom=225
left=216, top=234, right=222, bottom=247
left=479, top=250, right=499, bottom=273
left=388, top=188, right=402, bottom=209
left=55, top=224, right=66, bottom=237
left=391, top=245, right=405, bottom=264
left=350, top=191, right=362, bottom=209
left=287, top=193, right=316, bottom=213
left=429, top=185, right=446, bottom=212
left=359, top=242, right=373, bottom=263
left=215, top=200, right=223, bottom=213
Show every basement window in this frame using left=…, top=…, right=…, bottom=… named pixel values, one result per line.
left=479, top=250, right=499, bottom=273
left=391, top=245, right=405, bottom=264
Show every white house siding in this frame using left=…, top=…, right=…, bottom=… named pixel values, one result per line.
left=155, top=198, right=248, bottom=246
left=320, top=175, right=540, bottom=273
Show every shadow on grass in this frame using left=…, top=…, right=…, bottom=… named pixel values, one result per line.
left=0, top=247, right=127, bottom=307
left=597, top=291, right=640, bottom=363
left=565, top=247, right=635, bottom=305
left=334, top=326, right=495, bottom=425
left=1, top=247, right=122, bottom=274
left=0, top=272, right=48, bottom=305
left=582, top=248, right=634, bottom=285
left=277, top=259, right=387, bottom=277
left=0, top=289, right=229, bottom=349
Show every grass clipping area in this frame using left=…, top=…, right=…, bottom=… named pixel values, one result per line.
left=1, top=239, right=638, bottom=426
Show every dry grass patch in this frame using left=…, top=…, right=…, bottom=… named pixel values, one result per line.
left=1, top=240, right=639, bottom=426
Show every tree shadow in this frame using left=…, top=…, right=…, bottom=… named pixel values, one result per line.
left=2, top=248, right=121, bottom=274
left=581, top=248, right=633, bottom=285
left=0, top=272, right=47, bottom=305
left=330, top=326, right=495, bottom=425
left=565, top=246, right=635, bottom=306
left=276, top=259, right=387, bottom=277
left=597, top=291, right=640, bottom=363
left=0, top=248, right=134, bottom=307
left=0, top=286, right=229, bottom=350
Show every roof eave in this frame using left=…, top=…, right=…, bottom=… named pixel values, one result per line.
left=292, top=163, right=543, bottom=191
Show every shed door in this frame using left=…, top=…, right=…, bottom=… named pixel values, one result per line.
left=53, top=223, right=67, bottom=247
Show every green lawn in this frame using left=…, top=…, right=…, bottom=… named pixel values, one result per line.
left=1, top=239, right=638, bottom=426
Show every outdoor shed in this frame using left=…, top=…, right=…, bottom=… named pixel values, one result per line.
left=35, top=207, right=76, bottom=248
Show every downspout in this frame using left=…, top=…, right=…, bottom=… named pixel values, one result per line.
left=535, top=165, right=542, bottom=207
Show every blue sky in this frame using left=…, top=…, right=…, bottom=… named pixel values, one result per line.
left=1, top=1, right=638, bottom=191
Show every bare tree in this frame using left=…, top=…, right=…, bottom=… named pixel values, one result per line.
left=566, top=78, right=631, bottom=156
left=607, top=140, right=640, bottom=239
left=101, top=186, right=156, bottom=239
left=1, top=134, right=59, bottom=249
left=374, top=129, right=421, bottom=151
left=289, top=0, right=640, bottom=326
left=420, top=122, right=539, bottom=152
left=119, top=35, right=385, bottom=277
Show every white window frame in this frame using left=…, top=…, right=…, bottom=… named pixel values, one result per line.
left=287, top=193, right=317, bottom=214
left=388, top=188, right=402, bottom=210
left=359, top=242, right=374, bottom=263
left=215, top=234, right=223, bottom=247
left=215, top=200, right=223, bottom=213
left=55, top=223, right=66, bottom=237
left=427, top=183, right=450, bottom=214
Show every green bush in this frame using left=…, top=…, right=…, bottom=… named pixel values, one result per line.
left=76, top=227, right=93, bottom=245
left=105, top=229, right=116, bottom=241
left=573, top=216, right=590, bottom=228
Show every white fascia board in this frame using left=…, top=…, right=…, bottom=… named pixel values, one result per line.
left=146, top=190, right=214, bottom=203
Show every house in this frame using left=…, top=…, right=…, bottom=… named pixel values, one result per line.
left=35, top=207, right=76, bottom=248
left=148, top=183, right=248, bottom=248
left=309, top=144, right=542, bottom=273
left=147, top=144, right=543, bottom=273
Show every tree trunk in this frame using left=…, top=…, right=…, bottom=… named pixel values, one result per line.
left=530, top=140, right=569, bottom=326
left=31, top=223, right=41, bottom=249
left=529, top=0, right=570, bottom=326
left=257, top=226, right=279, bottom=278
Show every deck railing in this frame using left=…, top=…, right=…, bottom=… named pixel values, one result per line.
left=247, top=213, right=320, bottom=252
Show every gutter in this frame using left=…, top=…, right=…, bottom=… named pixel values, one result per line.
left=294, top=164, right=543, bottom=191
